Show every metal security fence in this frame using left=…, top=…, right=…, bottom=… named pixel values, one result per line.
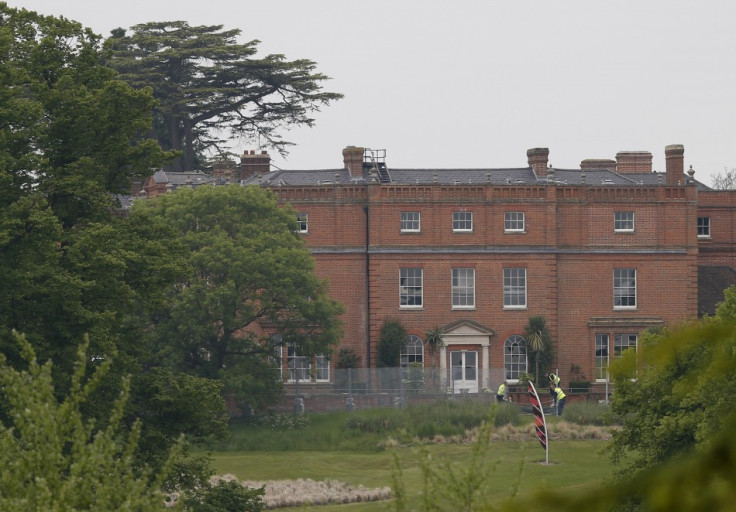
left=268, top=367, right=610, bottom=415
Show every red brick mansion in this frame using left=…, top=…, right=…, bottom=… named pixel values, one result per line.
left=142, top=144, right=736, bottom=394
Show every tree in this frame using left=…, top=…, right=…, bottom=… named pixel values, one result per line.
left=134, top=185, right=344, bottom=410
left=378, top=319, right=408, bottom=368
left=0, top=5, right=172, bottom=228
left=0, top=333, right=175, bottom=511
left=523, top=315, right=552, bottom=386
left=710, top=167, right=736, bottom=190
left=106, top=21, right=343, bottom=171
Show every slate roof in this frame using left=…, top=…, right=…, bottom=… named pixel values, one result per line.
left=244, top=165, right=711, bottom=189
left=698, top=266, right=736, bottom=317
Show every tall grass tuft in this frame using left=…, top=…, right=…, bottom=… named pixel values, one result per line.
left=562, top=402, right=614, bottom=426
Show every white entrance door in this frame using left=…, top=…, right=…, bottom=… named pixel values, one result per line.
left=450, top=351, right=478, bottom=393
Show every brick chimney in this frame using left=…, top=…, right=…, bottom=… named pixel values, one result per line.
left=615, top=151, right=653, bottom=174
left=342, top=146, right=364, bottom=178
left=665, top=144, right=685, bottom=185
left=527, top=148, right=549, bottom=176
left=580, top=159, right=616, bottom=172
left=240, top=150, right=271, bottom=180
left=213, top=160, right=236, bottom=180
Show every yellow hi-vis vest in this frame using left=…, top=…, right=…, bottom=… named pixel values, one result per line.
left=554, top=387, right=566, bottom=400
left=497, top=384, right=506, bottom=396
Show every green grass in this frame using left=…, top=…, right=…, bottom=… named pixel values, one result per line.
left=206, top=402, right=614, bottom=510
left=214, top=400, right=523, bottom=452
left=211, top=440, right=612, bottom=511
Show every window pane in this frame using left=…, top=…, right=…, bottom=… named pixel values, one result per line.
left=504, top=211, right=525, bottom=231
left=614, top=268, right=636, bottom=308
left=452, top=268, right=475, bottom=307
left=595, top=334, right=609, bottom=380
left=400, top=267, right=423, bottom=307
left=452, top=211, right=473, bottom=231
left=614, top=211, right=634, bottom=231
left=503, top=268, right=527, bottom=308
left=296, top=213, right=308, bottom=233
left=697, top=217, right=710, bottom=237
left=400, top=211, right=420, bottom=232
left=504, top=335, right=527, bottom=380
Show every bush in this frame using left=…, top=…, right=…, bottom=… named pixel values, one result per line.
left=562, top=402, right=612, bottom=426
left=493, top=402, right=522, bottom=427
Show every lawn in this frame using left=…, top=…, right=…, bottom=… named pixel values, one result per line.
left=211, top=439, right=613, bottom=511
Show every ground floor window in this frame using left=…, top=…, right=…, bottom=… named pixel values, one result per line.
left=286, top=346, right=329, bottom=383
left=504, top=335, right=527, bottom=381
left=594, top=332, right=638, bottom=382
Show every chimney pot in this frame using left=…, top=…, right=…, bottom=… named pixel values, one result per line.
left=527, top=147, right=550, bottom=176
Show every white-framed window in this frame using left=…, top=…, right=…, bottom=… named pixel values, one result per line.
left=614, top=211, right=635, bottom=232
left=452, top=211, right=473, bottom=232
left=400, top=211, right=421, bottom=232
left=400, top=267, right=423, bottom=307
left=614, top=333, right=638, bottom=358
left=314, top=354, right=330, bottom=382
left=296, top=212, right=308, bottom=233
left=613, top=268, right=636, bottom=309
left=401, top=334, right=424, bottom=381
left=594, top=333, right=609, bottom=381
left=270, top=335, right=283, bottom=379
left=697, top=216, right=711, bottom=238
left=286, top=346, right=329, bottom=383
left=504, top=335, right=527, bottom=381
left=452, top=268, right=475, bottom=308
left=504, top=211, right=525, bottom=232
left=287, top=346, right=310, bottom=382
left=503, top=267, right=527, bottom=309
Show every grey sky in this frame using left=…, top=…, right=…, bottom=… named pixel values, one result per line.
left=9, top=0, right=736, bottom=185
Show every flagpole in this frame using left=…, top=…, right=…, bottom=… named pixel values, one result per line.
left=527, top=381, right=549, bottom=464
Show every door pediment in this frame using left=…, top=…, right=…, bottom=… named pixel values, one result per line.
left=441, top=320, right=495, bottom=346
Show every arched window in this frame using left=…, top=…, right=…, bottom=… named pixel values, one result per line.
left=401, top=335, right=424, bottom=367
left=504, top=335, right=527, bottom=381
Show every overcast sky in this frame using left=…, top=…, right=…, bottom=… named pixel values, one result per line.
left=9, top=0, right=736, bottom=185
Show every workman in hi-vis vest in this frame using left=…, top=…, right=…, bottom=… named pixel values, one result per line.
left=496, top=383, right=506, bottom=402
left=551, top=385, right=567, bottom=416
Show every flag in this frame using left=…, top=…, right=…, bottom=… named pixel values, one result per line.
left=528, top=381, right=549, bottom=462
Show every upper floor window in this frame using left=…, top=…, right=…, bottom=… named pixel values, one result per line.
left=504, top=211, right=525, bottom=232
left=400, top=211, right=421, bottom=232
left=503, top=267, right=527, bottom=309
left=613, top=268, right=636, bottom=309
left=400, top=267, right=423, bottom=307
left=296, top=212, right=308, bottom=233
left=504, top=335, right=527, bottom=381
left=452, top=268, right=475, bottom=308
left=697, top=217, right=711, bottom=238
left=452, top=211, right=473, bottom=232
left=614, top=211, right=635, bottom=232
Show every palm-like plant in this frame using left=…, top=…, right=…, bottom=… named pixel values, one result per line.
left=524, top=316, right=552, bottom=386
left=424, top=326, right=445, bottom=354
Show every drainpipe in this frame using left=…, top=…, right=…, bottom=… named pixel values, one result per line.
left=364, top=205, right=371, bottom=370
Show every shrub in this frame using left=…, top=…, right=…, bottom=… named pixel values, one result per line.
left=562, top=402, right=612, bottom=426
left=493, top=402, right=522, bottom=427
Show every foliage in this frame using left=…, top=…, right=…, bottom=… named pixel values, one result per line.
left=424, top=326, right=445, bottom=353
left=107, top=21, right=342, bottom=170
left=134, top=185, right=344, bottom=410
left=182, top=479, right=264, bottom=512
left=523, top=315, right=553, bottom=386
left=392, top=420, right=510, bottom=512
left=336, top=347, right=360, bottom=369
left=0, top=333, right=174, bottom=511
left=709, top=167, right=736, bottom=190
left=561, top=402, right=612, bottom=426
left=378, top=319, right=407, bottom=367
left=715, top=283, right=736, bottom=320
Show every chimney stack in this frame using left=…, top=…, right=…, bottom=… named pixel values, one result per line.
left=665, top=144, right=685, bottom=185
left=615, top=151, right=653, bottom=174
left=240, top=150, right=271, bottom=180
left=343, top=146, right=364, bottom=178
left=580, top=159, right=616, bottom=172
left=527, top=148, right=549, bottom=177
